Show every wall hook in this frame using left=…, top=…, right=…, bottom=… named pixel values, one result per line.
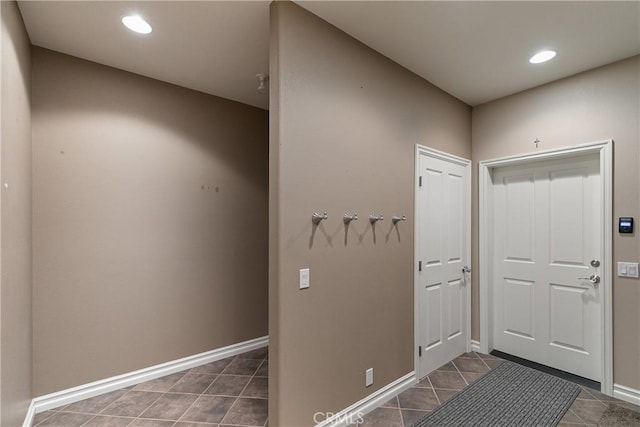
left=392, top=215, right=406, bottom=224
left=343, top=213, right=358, bottom=224
left=312, top=212, right=328, bottom=224
left=369, top=214, right=384, bottom=224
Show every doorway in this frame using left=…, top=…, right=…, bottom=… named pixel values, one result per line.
left=415, top=146, right=471, bottom=379
left=478, top=140, right=613, bottom=394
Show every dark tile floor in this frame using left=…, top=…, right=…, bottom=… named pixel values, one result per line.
left=32, top=347, right=268, bottom=427
left=360, top=352, right=640, bottom=427
left=32, top=348, right=639, bottom=427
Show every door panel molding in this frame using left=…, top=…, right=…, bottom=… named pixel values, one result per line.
left=415, top=145, right=471, bottom=380
left=478, top=140, right=613, bottom=395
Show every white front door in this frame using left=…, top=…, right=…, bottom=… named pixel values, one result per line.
left=416, top=147, right=470, bottom=378
left=492, top=154, right=602, bottom=381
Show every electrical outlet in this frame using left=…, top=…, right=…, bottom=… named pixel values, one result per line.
left=299, top=268, right=310, bottom=289
left=365, top=368, right=373, bottom=387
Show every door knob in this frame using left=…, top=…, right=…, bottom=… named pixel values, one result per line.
left=462, top=266, right=471, bottom=274
left=590, top=259, right=600, bottom=268
left=579, top=274, right=600, bottom=287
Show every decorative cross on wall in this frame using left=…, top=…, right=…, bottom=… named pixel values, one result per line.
left=534, top=138, right=540, bottom=148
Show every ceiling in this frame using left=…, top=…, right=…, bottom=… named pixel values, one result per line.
left=18, top=1, right=271, bottom=109
left=18, top=1, right=640, bottom=110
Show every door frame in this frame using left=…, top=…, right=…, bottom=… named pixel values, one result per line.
left=478, top=139, right=613, bottom=395
left=414, top=145, right=472, bottom=380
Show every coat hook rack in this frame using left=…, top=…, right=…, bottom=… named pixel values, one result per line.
left=312, top=212, right=328, bottom=224
left=343, top=213, right=358, bottom=224
left=369, top=214, right=384, bottom=224
left=392, top=215, right=406, bottom=224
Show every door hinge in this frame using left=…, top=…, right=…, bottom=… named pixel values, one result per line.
left=419, top=345, right=422, bottom=357
left=418, top=261, right=422, bottom=271
left=419, top=176, right=422, bottom=187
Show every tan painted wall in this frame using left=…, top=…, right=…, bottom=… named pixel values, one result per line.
left=0, top=1, right=33, bottom=425
left=269, top=3, right=471, bottom=425
left=32, top=48, right=269, bottom=395
left=471, top=56, right=640, bottom=389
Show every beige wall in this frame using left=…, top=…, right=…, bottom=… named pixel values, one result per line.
left=32, top=48, right=269, bottom=395
left=0, top=1, right=33, bottom=425
left=471, top=56, right=640, bottom=389
left=269, top=2, right=471, bottom=425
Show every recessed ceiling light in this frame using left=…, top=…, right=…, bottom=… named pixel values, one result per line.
left=122, top=15, right=152, bottom=34
left=529, top=50, right=557, bottom=64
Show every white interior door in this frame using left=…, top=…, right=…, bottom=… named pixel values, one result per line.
left=416, top=148, right=470, bottom=378
left=492, top=154, right=602, bottom=381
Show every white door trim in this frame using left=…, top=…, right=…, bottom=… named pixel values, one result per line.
left=478, top=139, right=613, bottom=395
left=414, top=145, right=471, bottom=380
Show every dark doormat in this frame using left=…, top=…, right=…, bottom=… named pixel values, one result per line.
left=597, top=403, right=640, bottom=426
left=414, top=361, right=580, bottom=427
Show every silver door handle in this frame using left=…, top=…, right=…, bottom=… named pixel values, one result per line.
left=579, top=274, right=600, bottom=287
left=462, top=266, right=471, bottom=274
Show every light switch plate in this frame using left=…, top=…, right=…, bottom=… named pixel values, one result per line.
left=618, top=262, right=628, bottom=276
left=365, top=368, right=373, bottom=387
left=299, top=268, right=310, bottom=289
left=617, top=262, right=639, bottom=278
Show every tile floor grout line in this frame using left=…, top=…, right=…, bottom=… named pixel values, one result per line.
left=42, top=409, right=104, bottom=416
left=579, top=385, right=604, bottom=403
left=568, top=407, right=591, bottom=426
left=175, top=355, right=240, bottom=425
left=191, top=372, right=259, bottom=378
left=172, top=419, right=217, bottom=427
left=568, top=407, right=590, bottom=426
left=136, top=390, right=206, bottom=396
left=398, top=405, right=406, bottom=427
left=430, top=386, right=466, bottom=392
left=459, top=352, right=480, bottom=360
left=477, top=355, right=491, bottom=370
left=255, top=358, right=268, bottom=379
left=173, top=373, right=218, bottom=426
left=173, top=354, right=239, bottom=425
left=182, top=372, right=220, bottom=377
left=174, top=355, right=266, bottom=427
left=451, top=360, right=470, bottom=386
left=93, top=387, right=136, bottom=417
left=158, top=390, right=269, bottom=399
left=115, top=390, right=167, bottom=426
left=426, top=376, right=441, bottom=406
left=219, top=356, right=265, bottom=426
left=78, top=413, right=106, bottom=427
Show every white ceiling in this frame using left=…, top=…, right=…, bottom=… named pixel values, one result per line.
left=299, top=1, right=640, bottom=106
left=18, top=1, right=271, bottom=109
left=18, top=1, right=640, bottom=109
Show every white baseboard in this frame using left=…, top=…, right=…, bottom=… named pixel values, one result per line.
left=24, top=335, right=268, bottom=426
left=22, top=400, right=36, bottom=427
left=315, top=371, right=416, bottom=427
left=613, top=383, right=640, bottom=406
left=470, top=340, right=481, bottom=352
